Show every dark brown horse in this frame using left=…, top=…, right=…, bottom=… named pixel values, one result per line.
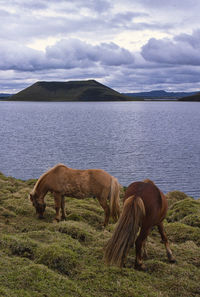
left=29, top=164, right=120, bottom=226
left=104, top=179, right=175, bottom=270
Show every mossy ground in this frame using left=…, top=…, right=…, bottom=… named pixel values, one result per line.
left=0, top=172, right=200, bottom=297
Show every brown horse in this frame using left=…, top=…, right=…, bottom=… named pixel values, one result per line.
left=104, top=179, right=176, bottom=270
left=29, top=164, right=120, bottom=226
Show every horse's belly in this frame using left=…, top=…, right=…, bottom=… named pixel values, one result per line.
left=69, top=192, right=88, bottom=199
left=64, top=184, right=90, bottom=199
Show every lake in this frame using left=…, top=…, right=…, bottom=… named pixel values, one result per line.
left=0, top=101, right=200, bottom=198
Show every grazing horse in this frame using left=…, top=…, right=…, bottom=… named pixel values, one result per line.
left=29, top=164, right=120, bottom=226
left=104, top=179, right=175, bottom=270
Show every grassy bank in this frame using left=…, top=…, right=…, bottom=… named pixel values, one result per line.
left=0, top=172, right=200, bottom=297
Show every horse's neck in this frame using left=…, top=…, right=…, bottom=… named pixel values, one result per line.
left=35, top=174, right=49, bottom=200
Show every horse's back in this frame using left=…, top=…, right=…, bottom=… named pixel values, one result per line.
left=86, top=169, right=113, bottom=194
left=49, top=165, right=113, bottom=197
left=124, top=181, right=167, bottom=225
left=88, top=169, right=112, bottom=182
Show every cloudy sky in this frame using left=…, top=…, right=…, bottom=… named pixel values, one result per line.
left=1, top=0, right=200, bottom=93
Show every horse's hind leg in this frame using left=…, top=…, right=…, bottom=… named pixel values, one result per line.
left=98, top=195, right=110, bottom=227
left=53, top=193, right=62, bottom=222
left=135, top=227, right=151, bottom=271
left=142, top=239, right=148, bottom=259
left=61, top=195, right=66, bottom=220
left=157, top=222, right=176, bottom=263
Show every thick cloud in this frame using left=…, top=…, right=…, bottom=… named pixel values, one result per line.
left=1, top=0, right=200, bottom=93
left=0, top=1, right=173, bottom=43
left=141, top=30, right=200, bottom=66
left=129, top=0, right=200, bottom=11
left=0, top=39, right=134, bottom=71
left=174, top=30, right=200, bottom=48
left=105, top=63, right=200, bottom=93
left=46, top=39, right=134, bottom=67
left=0, top=41, right=45, bottom=71
left=1, top=0, right=112, bottom=13
left=1, top=32, right=200, bottom=93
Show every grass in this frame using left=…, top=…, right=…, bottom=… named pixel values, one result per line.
left=0, top=173, right=200, bottom=296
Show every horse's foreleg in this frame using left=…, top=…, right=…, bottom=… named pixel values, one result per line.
left=142, top=239, right=148, bottom=259
left=157, top=222, right=176, bottom=263
left=53, top=193, right=62, bottom=222
left=98, top=196, right=110, bottom=227
left=61, top=195, right=66, bottom=220
left=135, top=227, right=150, bottom=271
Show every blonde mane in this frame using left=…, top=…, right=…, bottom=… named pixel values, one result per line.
left=31, top=164, right=66, bottom=194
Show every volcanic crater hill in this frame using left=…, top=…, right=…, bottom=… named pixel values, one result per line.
left=0, top=172, right=200, bottom=297
left=179, top=92, right=200, bottom=101
left=10, top=80, right=140, bottom=102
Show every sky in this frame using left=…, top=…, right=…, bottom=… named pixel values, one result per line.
left=1, top=0, right=200, bottom=93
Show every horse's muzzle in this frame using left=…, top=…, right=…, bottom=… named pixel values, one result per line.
left=35, top=203, right=46, bottom=218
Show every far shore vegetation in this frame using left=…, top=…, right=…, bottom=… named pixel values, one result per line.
left=1, top=80, right=199, bottom=101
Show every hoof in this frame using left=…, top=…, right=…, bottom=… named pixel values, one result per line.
left=53, top=218, right=60, bottom=223
left=169, top=257, right=176, bottom=264
left=122, top=264, right=126, bottom=268
left=135, top=263, right=147, bottom=271
left=167, top=252, right=176, bottom=263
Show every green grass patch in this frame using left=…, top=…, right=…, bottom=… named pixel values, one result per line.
left=52, top=220, right=95, bottom=243
left=0, top=173, right=200, bottom=297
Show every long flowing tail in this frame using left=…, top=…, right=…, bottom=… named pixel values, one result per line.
left=109, top=177, right=121, bottom=222
left=104, top=195, right=145, bottom=267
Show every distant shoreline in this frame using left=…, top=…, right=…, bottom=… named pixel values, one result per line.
left=3, top=80, right=199, bottom=101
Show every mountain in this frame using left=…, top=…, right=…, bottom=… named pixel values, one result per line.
left=124, top=90, right=197, bottom=100
left=179, top=92, right=200, bottom=101
left=10, top=80, right=141, bottom=101
left=0, top=93, right=12, bottom=99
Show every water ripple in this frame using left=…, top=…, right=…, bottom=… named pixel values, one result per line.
left=0, top=101, right=200, bottom=198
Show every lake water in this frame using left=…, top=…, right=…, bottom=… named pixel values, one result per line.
left=0, top=101, right=200, bottom=198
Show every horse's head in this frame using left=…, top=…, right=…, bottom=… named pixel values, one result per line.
left=29, top=192, right=46, bottom=219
